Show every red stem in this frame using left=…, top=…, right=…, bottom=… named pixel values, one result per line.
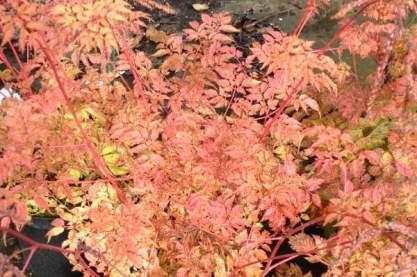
left=119, top=73, right=136, bottom=98
left=232, top=237, right=351, bottom=276
left=259, top=78, right=304, bottom=143
left=22, top=247, right=37, bottom=272
left=1, top=227, right=70, bottom=254
left=106, top=20, right=145, bottom=100
left=259, top=0, right=378, bottom=142
left=293, top=0, right=316, bottom=37
left=0, top=23, right=33, bottom=97
left=263, top=254, right=302, bottom=276
left=1, top=226, right=101, bottom=277
left=7, top=41, right=23, bottom=71
left=262, top=238, right=352, bottom=276
left=122, top=46, right=145, bottom=99
left=36, top=37, right=131, bottom=206
left=119, top=74, right=131, bottom=89
left=0, top=49, right=18, bottom=78
left=342, top=212, right=408, bottom=252
left=262, top=214, right=325, bottom=274
left=6, top=40, right=33, bottom=96
left=0, top=48, right=32, bottom=98
left=317, top=0, right=378, bottom=57
left=246, top=212, right=409, bottom=276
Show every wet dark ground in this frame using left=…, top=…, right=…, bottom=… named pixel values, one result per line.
left=144, top=0, right=381, bottom=83
left=147, top=0, right=307, bottom=33
left=147, top=0, right=338, bottom=39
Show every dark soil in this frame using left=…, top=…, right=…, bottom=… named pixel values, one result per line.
left=132, top=0, right=221, bottom=32
left=141, top=0, right=309, bottom=33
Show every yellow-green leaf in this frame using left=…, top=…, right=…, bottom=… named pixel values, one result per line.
left=68, top=168, right=82, bottom=180
left=192, top=3, right=209, bottom=11
left=46, top=227, right=65, bottom=243
left=0, top=69, right=14, bottom=81
left=79, top=106, right=105, bottom=125
left=103, top=152, right=121, bottom=164
left=108, top=164, right=129, bottom=176
left=102, top=144, right=117, bottom=156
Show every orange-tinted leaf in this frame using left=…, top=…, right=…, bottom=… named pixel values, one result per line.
left=34, top=196, right=49, bottom=210
left=219, top=25, right=240, bottom=33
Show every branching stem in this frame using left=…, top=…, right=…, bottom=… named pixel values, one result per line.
left=36, top=37, right=131, bottom=206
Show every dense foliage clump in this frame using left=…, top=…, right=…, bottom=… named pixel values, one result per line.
left=0, top=0, right=417, bottom=276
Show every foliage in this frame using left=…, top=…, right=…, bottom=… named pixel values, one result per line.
left=0, top=0, right=416, bottom=276
left=0, top=253, right=25, bottom=277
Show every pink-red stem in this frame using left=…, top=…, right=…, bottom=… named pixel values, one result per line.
left=0, top=49, right=18, bottom=78
left=22, top=247, right=36, bottom=272
left=36, top=37, right=131, bottom=206
left=122, top=46, right=146, bottom=99
left=259, top=0, right=378, bottom=142
left=293, top=0, right=316, bottom=37
left=7, top=41, right=33, bottom=96
left=262, top=214, right=326, bottom=274
left=318, top=0, right=378, bottom=57
left=1, top=226, right=100, bottom=277
left=259, top=78, right=304, bottom=143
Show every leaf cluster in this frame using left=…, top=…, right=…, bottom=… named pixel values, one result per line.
left=0, top=0, right=417, bottom=276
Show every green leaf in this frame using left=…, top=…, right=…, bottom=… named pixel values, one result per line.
left=351, top=118, right=391, bottom=150
left=110, top=47, right=118, bottom=61
left=273, top=145, right=287, bottom=160
left=0, top=69, right=14, bottom=81
left=108, top=164, right=129, bottom=176
left=102, top=144, right=123, bottom=164
left=106, top=63, right=114, bottom=73
left=68, top=168, right=82, bottom=180
left=101, top=144, right=129, bottom=176
left=79, top=105, right=105, bottom=125
left=102, top=144, right=117, bottom=156
left=103, top=152, right=121, bottom=164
